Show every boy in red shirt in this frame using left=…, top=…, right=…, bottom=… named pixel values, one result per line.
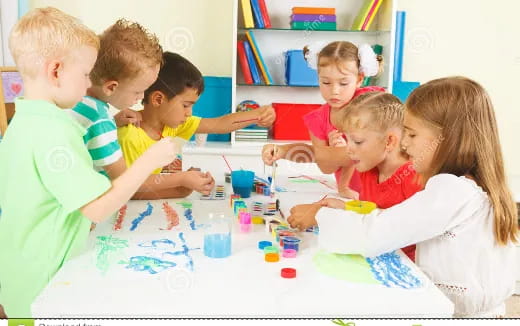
left=330, top=91, right=422, bottom=261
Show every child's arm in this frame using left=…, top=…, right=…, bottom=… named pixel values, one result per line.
left=311, top=134, right=352, bottom=174
left=80, top=138, right=178, bottom=223
left=261, top=143, right=315, bottom=166
left=133, top=186, right=193, bottom=200
left=337, top=165, right=359, bottom=199
left=132, top=171, right=215, bottom=199
left=196, top=105, right=275, bottom=134
left=103, top=158, right=213, bottom=195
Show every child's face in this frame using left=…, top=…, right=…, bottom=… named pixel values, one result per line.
left=402, top=112, right=441, bottom=174
left=160, top=87, right=200, bottom=127
left=54, top=46, right=97, bottom=108
left=108, top=64, right=160, bottom=110
left=345, top=124, right=388, bottom=172
left=318, top=61, right=363, bottom=109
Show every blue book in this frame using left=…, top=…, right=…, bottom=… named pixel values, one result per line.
left=250, top=0, right=265, bottom=28
left=243, top=41, right=261, bottom=84
left=246, top=30, right=273, bottom=84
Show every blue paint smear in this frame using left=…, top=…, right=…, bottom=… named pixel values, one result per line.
left=130, top=202, right=153, bottom=231
left=183, top=208, right=199, bottom=230
left=125, top=256, right=176, bottom=274
left=162, top=232, right=200, bottom=271
left=366, top=251, right=422, bottom=289
left=138, top=239, right=176, bottom=249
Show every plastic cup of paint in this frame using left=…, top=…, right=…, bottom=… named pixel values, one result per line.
left=239, top=212, right=252, bottom=233
left=278, top=231, right=296, bottom=246
left=231, top=170, right=255, bottom=198
left=282, top=236, right=301, bottom=252
left=274, top=226, right=290, bottom=242
left=203, top=213, right=232, bottom=258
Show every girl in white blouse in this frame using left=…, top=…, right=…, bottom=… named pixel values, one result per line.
left=287, top=76, right=519, bottom=318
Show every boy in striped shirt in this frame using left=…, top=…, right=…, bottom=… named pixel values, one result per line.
left=70, top=19, right=214, bottom=199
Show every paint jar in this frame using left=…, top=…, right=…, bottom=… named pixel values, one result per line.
left=278, top=230, right=296, bottom=246
left=204, top=213, right=232, bottom=258
left=282, top=236, right=301, bottom=252
left=239, top=212, right=252, bottom=233
left=274, top=225, right=289, bottom=242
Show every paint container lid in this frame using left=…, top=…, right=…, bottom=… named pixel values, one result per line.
left=265, top=253, right=280, bottom=262
left=282, top=249, right=297, bottom=258
left=263, top=246, right=279, bottom=254
left=281, top=267, right=296, bottom=278
left=258, top=240, right=272, bottom=250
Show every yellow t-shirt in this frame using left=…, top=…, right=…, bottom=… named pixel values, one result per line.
left=117, top=116, right=202, bottom=174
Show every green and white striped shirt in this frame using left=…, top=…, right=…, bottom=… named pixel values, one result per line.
left=69, top=96, right=122, bottom=174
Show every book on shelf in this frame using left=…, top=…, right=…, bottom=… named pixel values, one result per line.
left=243, top=40, right=262, bottom=84
left=245, top=30, right=273, bottom=85
left=351, top=0, right=376, bottom=30
left=257, top=0, right=271, bottom=28
left=237, top=41, right=253, bottom=84
left=361, top=0, right=383, bottom=31
left=250, top=0, right=265, bottom=28
left=292, top=7, right=335, bottom=15
left=240, top=0, right=255, bottom=28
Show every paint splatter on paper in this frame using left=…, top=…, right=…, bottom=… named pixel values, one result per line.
left=96, top=235, right=129, bottom=274
left=113, top=205, right=128, bottom=231
left=130, top=202, right=153, bottom=231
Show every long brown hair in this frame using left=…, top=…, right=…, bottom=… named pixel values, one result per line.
left=406, top=76, right=518, bottom=245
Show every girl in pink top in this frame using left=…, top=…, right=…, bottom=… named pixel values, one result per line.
left=262, top=41, right=384, bottom=198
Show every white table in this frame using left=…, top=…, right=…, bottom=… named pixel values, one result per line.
left=32, top=176, right=454, bottom=318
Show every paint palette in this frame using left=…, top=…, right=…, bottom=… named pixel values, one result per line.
left=200, top=185, right=226, bottom=200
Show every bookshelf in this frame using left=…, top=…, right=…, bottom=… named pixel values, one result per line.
left=231, top=0, right=397, bottom=146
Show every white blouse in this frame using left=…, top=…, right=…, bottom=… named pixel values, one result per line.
left=316, top=174, right=518, bottom=317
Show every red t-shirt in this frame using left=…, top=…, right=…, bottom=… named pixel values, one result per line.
left=302, top=86, right=386, bottom=193
left=359, top=161, right=423, bottom=261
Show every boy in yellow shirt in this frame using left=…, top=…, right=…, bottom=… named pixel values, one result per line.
left=0, top=8, right=177, bottom=317
left=70, top=20, right=214, bottom=200
left=117, top=52, right=276, bottom=196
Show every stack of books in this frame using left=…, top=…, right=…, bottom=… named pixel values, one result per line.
left=290, top=7, right=337, bottom=31
left=235, top=125, right=269, bottom=142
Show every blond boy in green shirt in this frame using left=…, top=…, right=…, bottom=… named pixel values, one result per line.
left=0, top=7, right=177, bottom=317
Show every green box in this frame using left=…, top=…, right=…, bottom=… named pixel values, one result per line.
left=8, top=320, right=34, bottom=326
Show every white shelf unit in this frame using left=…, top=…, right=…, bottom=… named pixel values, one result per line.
left=231, top=0, right=397, bottom=146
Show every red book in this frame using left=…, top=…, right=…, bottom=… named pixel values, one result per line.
left=258, top=0, right=271, bottom=28
left=237, top=41, right=253, bottom=84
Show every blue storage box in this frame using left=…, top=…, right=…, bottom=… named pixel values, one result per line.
left=191, top=76, right=232, bottom=142
left=284, top=50, right=319, bottom=86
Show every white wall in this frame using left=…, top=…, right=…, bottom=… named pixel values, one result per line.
left=28, top=0, right=520, bottom=175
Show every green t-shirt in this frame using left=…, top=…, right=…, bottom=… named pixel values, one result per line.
left=0, top=98, right=111, bottom=317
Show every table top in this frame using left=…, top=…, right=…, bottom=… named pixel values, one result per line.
left=32, top=176, right=454, bottom=318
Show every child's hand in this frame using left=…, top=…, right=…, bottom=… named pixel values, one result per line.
left=319, top=198, right=346, bottom=209
left=114, top=108, right=142, bottom=128
left=142, top=137, right=180, bottom=169
left=262, top=144, right=285, bottom=166
left=339, top=188, right=360, bottom=200
left=328, top=130, right=347, bottom=147
left=256, top=104, right=276, bottom=127
left=180, top=171, right=214, bottom=195
left=287, top=203, right=321, bottom=231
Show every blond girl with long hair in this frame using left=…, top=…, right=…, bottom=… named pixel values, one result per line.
left=288, top=76, right=518, bottom=317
